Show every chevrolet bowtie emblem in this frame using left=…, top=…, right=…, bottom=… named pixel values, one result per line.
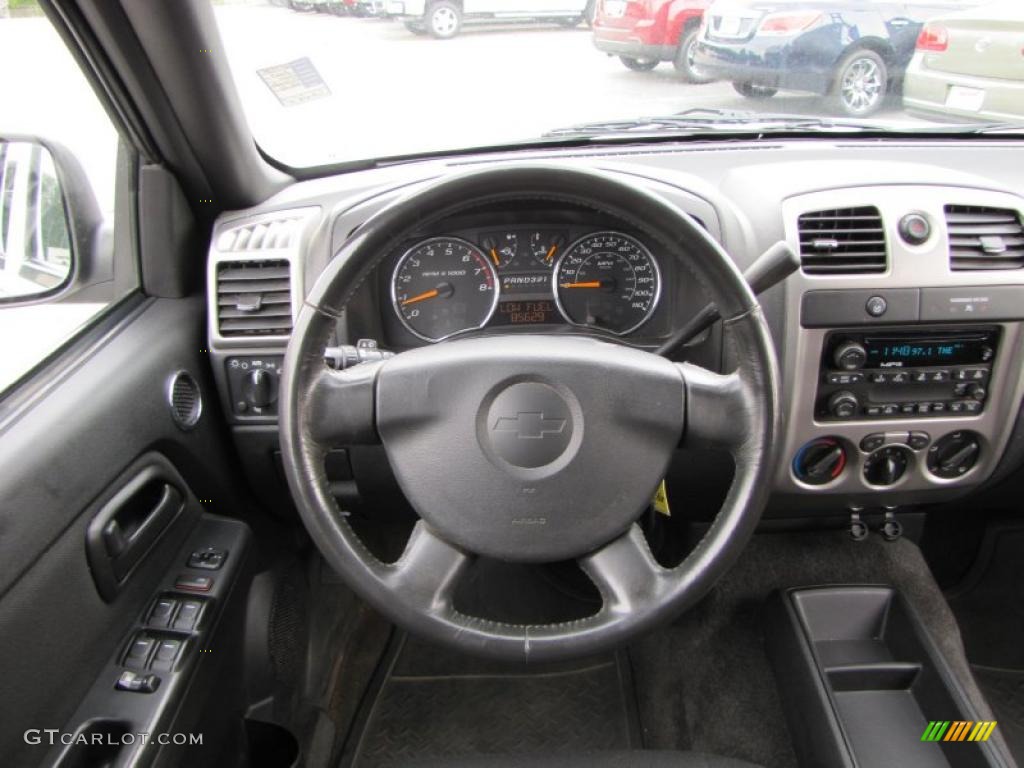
left=492, top=412, right=567, bottom=439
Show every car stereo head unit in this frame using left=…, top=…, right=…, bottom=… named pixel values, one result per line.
left=817, top=328, right=999, bottom=421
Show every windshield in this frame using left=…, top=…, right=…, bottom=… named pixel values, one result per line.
left=212, top=0, right=1024, bottom=167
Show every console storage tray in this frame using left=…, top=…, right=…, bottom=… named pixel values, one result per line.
left=766, top=586, right=1004, bottom=768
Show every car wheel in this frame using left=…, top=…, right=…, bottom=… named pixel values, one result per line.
left=733, top=81, right=777, bottom=99
left=621, top=57, right=659, bottom=72
left=405, top=21, right=428, bottom=34
left=673, top=27, right=713, bottom=84
left=831, top=49, right=888, bottom=117
left=427, top=1, right=462, bottom=38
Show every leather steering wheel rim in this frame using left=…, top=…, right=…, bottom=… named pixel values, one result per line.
left=279, top=164, right=780, bottom=662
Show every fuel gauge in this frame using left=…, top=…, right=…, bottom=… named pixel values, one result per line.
left=528, top=231, right=564, bottom=267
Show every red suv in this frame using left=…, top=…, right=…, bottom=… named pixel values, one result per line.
left=592, top=0, right=712, bottom=81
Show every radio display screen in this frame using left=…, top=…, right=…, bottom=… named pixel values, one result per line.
left=863, top=336, right=990, bottom=368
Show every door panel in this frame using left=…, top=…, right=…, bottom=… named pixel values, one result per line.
left=0, top=296, right=244, bottom=767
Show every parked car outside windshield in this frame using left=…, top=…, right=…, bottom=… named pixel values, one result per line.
left=692, top=0, right=984, bottom=116
left=903, top=0, right=1024, bottom=122
left=203, top=0, right=1022, bottom=167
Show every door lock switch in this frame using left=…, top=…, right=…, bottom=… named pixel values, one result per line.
left=116, top=670, right=160, bottom=694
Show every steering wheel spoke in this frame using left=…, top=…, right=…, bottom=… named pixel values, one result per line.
left=306, top=361, right=383, bottom=447
left=383, top=521, right=471, bottom=616
left=678, top=363, right=751, bottom=452
left=579, top=524, right=669, bottom=616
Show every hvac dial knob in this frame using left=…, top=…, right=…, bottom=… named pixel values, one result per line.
left=927, top=431, right=981, bottom=479
left=833, top=342, right=867, bottom=371
left=793, top=438, right=847, bottom=485
left=864, top=445, right=910, bottom=487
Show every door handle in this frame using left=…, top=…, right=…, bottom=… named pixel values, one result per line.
left=87, top=462, right=188, bottom=599
left=101, top=480, right=182, bottom=576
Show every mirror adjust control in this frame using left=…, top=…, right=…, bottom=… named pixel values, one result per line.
left=148, top=598, right=177, bottom=629
left=116, top=670, right=160, bottom=694
left=175, top=574, right=213, bottom=593
left=172, top=600, right=204, bottom=631
left=150, top=638, right=184, bottom=673
left=187, top=548, right=227, bottom=570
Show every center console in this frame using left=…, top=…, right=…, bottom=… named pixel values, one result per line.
left=779, top=186, right=1024, bottom=503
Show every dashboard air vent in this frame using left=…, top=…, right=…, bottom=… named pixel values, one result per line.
left=217, top=216, right=302, bottom=252
left=798, top=206, right=887, bottom=275
left=944, top=205, right=1024, bottom=271
left=216, top=259, right=293, bottom=337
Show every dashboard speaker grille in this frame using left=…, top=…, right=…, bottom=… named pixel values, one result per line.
left=798, top=206, right=887, bottom=275
left=168, top=371, right=201, bottom=430
left=945, top=205, right=1024, bottom=271
left=216, top=259, right=293, bottom=337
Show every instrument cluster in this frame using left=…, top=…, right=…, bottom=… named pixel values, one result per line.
left=389, top=226, right=662, bottom=343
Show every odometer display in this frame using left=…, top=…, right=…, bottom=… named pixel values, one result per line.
left=554, top=232, right=660, bottom=335
left=392, top=237, right=499, bottom=342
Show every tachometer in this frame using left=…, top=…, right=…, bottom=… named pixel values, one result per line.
left=553, top=232, right=660, bottom=335
left=392, top=237, right=499, bottom=342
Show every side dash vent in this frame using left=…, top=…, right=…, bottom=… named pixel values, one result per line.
left=945, top=205, right=1024, bottom=271
left=798, top=206, right=887, bottom=275
left=216, top=259, right=293, bottom=337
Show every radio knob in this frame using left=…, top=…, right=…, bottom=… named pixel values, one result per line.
left=834, top=342, right=867, bottom=371
left=963, top=383, right=987, bottom=401
left=828, top=390, right=860, bottom=419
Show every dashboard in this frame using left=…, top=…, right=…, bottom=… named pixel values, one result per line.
left=205, top=140, right=1024, bottom=519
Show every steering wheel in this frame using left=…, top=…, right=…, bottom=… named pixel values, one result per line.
left=279, top=165, right=779, bottom=662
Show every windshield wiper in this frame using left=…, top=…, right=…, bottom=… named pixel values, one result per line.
left=544, top=109, right=884, bottom=138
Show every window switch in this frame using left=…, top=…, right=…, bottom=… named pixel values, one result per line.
left=187, top=548, right=227, bottom=570
left=175, top=574, right=213, bottom=593
left=172, top=599, right=203, bottom=631
left=150, top=638, right=184, bottom=672
left=148, top=598, right=177, bottom=628
left=125, top=634, right=156, bottom=670
left=116, top=670, right=160, bottom=693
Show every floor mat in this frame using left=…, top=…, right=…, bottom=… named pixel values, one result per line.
left=973, top=666, right=1024, bottom=762
left=345, top=635, right=640, bottom=767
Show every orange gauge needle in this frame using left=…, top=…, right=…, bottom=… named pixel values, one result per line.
left=490, top=248, right=501, bottom=267
left=559, top=281, right=603, bottom=289
left=401, top=288, right=440, bottom=306
left=545, top=245, right=558, bottom=262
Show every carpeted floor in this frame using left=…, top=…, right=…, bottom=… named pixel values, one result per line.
left=344, top=635, right=640, bottom=767
left=332, top=529, right=1007, bottom=768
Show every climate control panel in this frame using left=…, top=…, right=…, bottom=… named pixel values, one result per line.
left=816, top=328, right=998, bottom=421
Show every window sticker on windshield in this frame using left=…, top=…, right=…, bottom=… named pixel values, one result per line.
left=257, top=57, right=330, bottom=107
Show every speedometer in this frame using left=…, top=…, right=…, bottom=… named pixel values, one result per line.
left=392, top=237, right=499, bottom=342
left=553, top=232, right=660, bottom=335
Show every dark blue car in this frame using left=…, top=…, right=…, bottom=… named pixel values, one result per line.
left=693, top=0, right=978, bottom=116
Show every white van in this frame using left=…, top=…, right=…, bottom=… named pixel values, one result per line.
left=387, top=0, right=593, bottom=38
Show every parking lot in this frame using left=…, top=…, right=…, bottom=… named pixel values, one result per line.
left=214, top=3, right=921, bottom=167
